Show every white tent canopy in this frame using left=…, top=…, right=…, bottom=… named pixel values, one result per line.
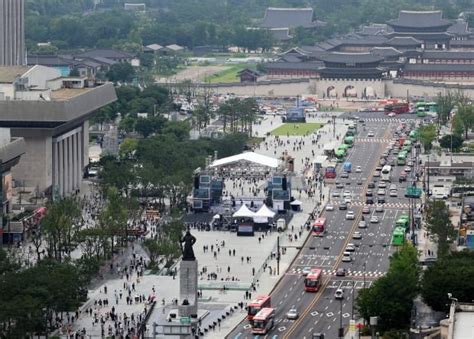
left=253, top=216, right=269, bottom=223
left=210, top=152, right=279, bottom=169
left=290, top=200, right=303, bottom=206
left=255, top=204, right=276, bottom=218
left=232, top=204, right=255, bottom=218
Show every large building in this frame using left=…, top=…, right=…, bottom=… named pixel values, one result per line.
left=0, top=65, right=116, bottom=197
left=0, top=0, right=25, bottom=66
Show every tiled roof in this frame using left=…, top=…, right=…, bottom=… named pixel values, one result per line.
left=370, top=47, right=402, bottom=57
left=448, top=19, right=471, bottom=36
left=422, top=51, right=474, bottom=60
left=263, top=61, right=323, bottom=70
left=27, top=55, right=74, bottom=67
left=146, top=44, right=163, bottom=51
left=269, top=28, right=292, bottom=41
left=318, top=52, right=384, bottom=64
left=0, top=66, right=32, bottom=83
left=404, top=63, right=474, bottom=72
left=385, top=36, right=422, bottom=47
left=451, top=40, right=474, bottom=47
left=166, top=44, right=184, bottom=51
left=78, top=49, right=133, bottom=59
left=359, top=24, right=393, bottom=36
left=388, top=10, right=451, bottom=29
left=260, top=7, right=315, bottom=29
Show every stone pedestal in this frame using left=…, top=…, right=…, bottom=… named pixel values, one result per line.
left=178, top=260, right=198, bottom=318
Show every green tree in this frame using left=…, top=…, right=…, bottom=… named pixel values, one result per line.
left=421, top=251, right=474, bottom=312
left=356, top=244, right=419, bottom=331
left=439, top=134, right=464, bottom=150
left=418, top=124, right=437, bottom=152
left=106, top=63, right=136, bottom=83
left=456, top=104, right=474, bottom=140
left=426, top=200, right=455, bottom=258
left=99, top=187, right=128, bottom=256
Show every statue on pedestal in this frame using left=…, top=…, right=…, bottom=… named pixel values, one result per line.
left=180, top=229, right=196, bottom=261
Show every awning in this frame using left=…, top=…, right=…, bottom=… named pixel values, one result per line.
left=233, top=204, right=255, bottom=218
left=290, top=200, right=303, bottom=205
left=210, top=152, right=279, bottom=169
left=253, top=216, right=269, bottom=223
left=254, top=204, right=276, bottom=218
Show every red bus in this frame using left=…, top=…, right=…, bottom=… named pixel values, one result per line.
left=325, top=165, right=336, bottom=179
left=304, top=268, right=323, bottom=292
left=384, top=103, right=409, bottom=114
left=247, top=295, right=271, bottom=321
left=312, top=218, right=326, bottom=237
left=251, top=308, right=275, bottom=335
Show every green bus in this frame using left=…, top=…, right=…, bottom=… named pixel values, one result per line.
left=416, top=101, right=437, bottom=117
left=344, top=136, right=354, bottom=148
left=335, top=149, right=346, bottom=162
left=395, top=214, right=410, bottom=230
left=392, top=227, right=405, bottom=246
left=397, top=151, right=407, bottom=165
left=409, top=130, right=419, bottom=141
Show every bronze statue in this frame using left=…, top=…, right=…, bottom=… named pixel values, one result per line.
left=180, top=229, right=196, bottom=261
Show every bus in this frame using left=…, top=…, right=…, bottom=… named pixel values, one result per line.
left=251, top=308, right=275, bottom=335
left=343, top=162, right=352, bottom=173
left=335, top=149, right=345, bottom=162
left=344, top=136, right=354, bottom=147
left=325, top=164, right=337, bottom=179
left=384, top=102, right=410, bottom=114
left=409, top=130, right=419, bottom=141
left=312, top=217, right=327, bottom=236
left=392, top=227, right=405, bottom=246
left=395, top=214, right=410, bottom=230
left=397, top=152, right=407, bottom=166
left=247, top=295, right=271, bottom=321
left=381, top=165, right=392, bottom=182
left=416, top=102, right=437, bottom=117
left=304, top=268, right=323, bottom=292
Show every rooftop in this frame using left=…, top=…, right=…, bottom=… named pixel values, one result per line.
left=318, top=52, right=384, bottom=64
left=50, top=88, right=94, bottom=101
left=386, top=36, right=422, bottom=46
left=0, top=66, right=32, bottom=83
left=423, top=50, right=474, bottom=60
left=260, top=7, right=315, bottom=29
left=370, top=47, right=402, bottom=57
left=77, top=49, right=133, bottom=60
left=388, top=10, right=452, bottom=29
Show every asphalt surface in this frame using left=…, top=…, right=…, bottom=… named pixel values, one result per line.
left=227, top=115, right=421, bottom=339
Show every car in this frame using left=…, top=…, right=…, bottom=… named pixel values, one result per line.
left=377, top=189, right=386, bottom=196
left=366, top=197, right=374, bottom=204
left=399, top=174, right=407, bottom=182
left=388, top=112, right=396, bottom=117
left=370, top=216, right=379, bottom=223
left=343, top=191, right=352, bottom=198
left=357, top=180, right=363, bottom=185
left=404, top=166, right=412, bottom=172
left=366, top=189, right=373, bottom=197
left=302, top=267, right=312, bottom=276
left=393, top=148, right=399, bottom=155
left=339, top=202, right=348, bottom=210
left=375, top=205, right=384, bottom=212
left=336, top=182, right=344, bottom=189
left=368, top=131, right=375, bottom=137
left=286, top=308, right=299, bottom=320
left=344, top=196, right=352, bottom=204
left=326, top=204, right=334, bottom=211
left=356, top=166, right=362, bottom=173
left=378, top=196, right=386, bottom=204
left=332, top=191, right=341, bottom=197
left=335, top=288, right=344, bottom=299
left=379, top=158, right=387, bottom=166
left=346, top=211, right=355, bottom=220
left=407, top=161, right=414, bottom=167
left=368, top=182, right=375, bottom=189
left=341, top=172, right=349, bottom=178
left=362, top=205, right=371, bottom=214
left=345, top=243, right=356, bottom=252
left=358, top=118, right=365, bottom=123
left=353, top=231, right=362, bottom=239
left=358, top=220, right=367, bottom=228
left=336, top=268, right=346, bottom=276
left=378, top=182, right=387, bottom=188
left=373, top=171, right=381, bottom=177
left=390, top=190, right=398, bottom=197
left=341, top=252, right=352, bottom=262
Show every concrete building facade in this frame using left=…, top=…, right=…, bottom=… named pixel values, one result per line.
left=0, top=65, right=116, bottom=197
left=0, top=0, right=25, bottom=66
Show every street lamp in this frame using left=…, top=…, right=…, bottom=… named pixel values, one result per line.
left=351, top=280, right=355, bottom=320
left=339, top=297, right=344, bottom=339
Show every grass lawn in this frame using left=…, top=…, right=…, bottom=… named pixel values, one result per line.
left=271, top=123, right=324, bottom=136
left=204, top=64, right=256, bottom=83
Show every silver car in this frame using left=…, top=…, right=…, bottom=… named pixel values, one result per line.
left=286, top=308, right=299, bottom=320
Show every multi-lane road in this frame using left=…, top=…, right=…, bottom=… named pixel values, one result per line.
left=228, top=115, right=420, bottom=339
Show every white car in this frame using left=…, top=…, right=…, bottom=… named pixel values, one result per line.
left=344, top=196, right=352, bottom=204
left=358, top=220, right=367, bottom=228
left=375, top=205, right=384, bottom=212
left=326, top=204, right=335, bottom=211
left=332, top=191, right=341, bottom=198
left=377, top=189, right=386, bottom=196
left=302, top=267, right=312, bottom=276
left=286, top=308, right=299, bottom=320
left=335, top=288, right=344, bottom=299
left=346, top=211, right=355, bottom=220
left=368, top=131, right=375, bottom=137
left=388, top=112, right=396, bottom=117
left=343, top=191, right=352, bottom=198
left=389, top=190, right=398, bottom=197
left=353, top=231, right=362, bottom=239
left=404, top=166, right=412, bottom=172
left=345, top=243, right=356, bottom=252
left=378, top=182, right=387, bottom=188
left=370, top=216, right=379, bottom=223
left=356, top=166, right=362, bottom=173
left=341, top=252, right=352, bottom=262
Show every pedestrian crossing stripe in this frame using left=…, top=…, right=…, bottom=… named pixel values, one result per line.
left=335, top=201, right=420, bottom=209
left=354, top=138, right=392, bottom=143
left=362, top=118, right=411, bottom=123
left=290, top=268, right=386, bottom=278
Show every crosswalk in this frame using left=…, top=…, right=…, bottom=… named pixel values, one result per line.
left=334, top=200, right=420, bottom=209
left=355, top=138, right=392, bottom=143
left=362, top=118, right=409, bottom=123
left=289, top=267, right=385, bottom=278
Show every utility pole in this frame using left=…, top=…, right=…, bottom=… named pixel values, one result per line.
left=276, top=235, right=280, bottom=275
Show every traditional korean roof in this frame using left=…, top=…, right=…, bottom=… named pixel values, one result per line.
left=422, top=50, right=474, bottom=60
left=263, top=61, right=323, bottom=70
left=370, top=47, right=402, bottom=58
left=318, top=52, right=383, bottom=64
left=448, top=19, right=471, bottom=36
left=260, top=7, right=316, bottom=29
left=319, top=67, right=385, bottom=78
left=269, top=28, right=293, bottom=41
left=450, top=39, right=474, bottom=47
left=280, top=54, right=303, bottom=63
left=77, top=49, right=133, bottom=59
left=359, top=23, right=393, bottom=36
left=387, top=10, right=451, bottom=29
left=403, top=63, right=474, bottom=72
left=385, top=36, right=422, bottom=47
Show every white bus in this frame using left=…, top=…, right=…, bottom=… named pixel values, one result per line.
left=381, top=165, right=392, bottom=182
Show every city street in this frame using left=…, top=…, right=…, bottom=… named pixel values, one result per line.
left=227, top=115, right=421, bottom=339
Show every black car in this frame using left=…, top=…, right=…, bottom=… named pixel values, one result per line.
left=378, top=197, right=386, bottom=204
left=339, top=202, right=348, bottom=210
left=366, top=197, right=374, bottom=204
left=366, top=190, right=373, bottom=197
left=368, top=182, right=375, bottom=189
left=336, top=182, right=344, bottom=189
